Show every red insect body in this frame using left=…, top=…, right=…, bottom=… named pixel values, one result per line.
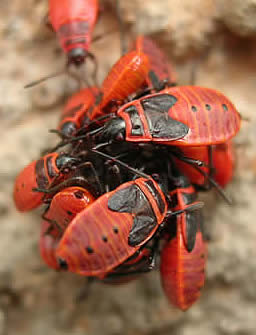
left=56, top=177, right=167, bottom=278
left=174, top=141, right=234, bottom=187
left=14, top=160, right=45, bottom=212
left=160, top=178, right=207, bottom=310
left=161, top=86, right=241, bottom=146
left=101, top=51, right=150, bottom=107
left=114, top=86, right=240, bottom=145
left=88, top=50, right=150, bottom=120
left=131, top=35, right=177, bottom=88
left=13, top=153, right=77, bottom=212
left=49, top=0, right=99, bottom=65
left=160, top=222, right=207, bottom=311
left=58, top=86, right=100, bottom=137
left=212, top=141, right=235, bottom=187
left=40, top=221, right=60, bottom=270
left=40, top=187, right=94, bottom=270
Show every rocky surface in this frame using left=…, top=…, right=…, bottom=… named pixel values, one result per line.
left=0, top=1, right=256, bottom=334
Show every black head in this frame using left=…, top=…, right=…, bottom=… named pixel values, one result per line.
left=101, top=117, right=126, bottom=142
left=60, top=121, right=77, bottom=137
left=57, top=257, right=69, bottom=271
left=67, top=48, right=87, bottom=67
left=169, top=174, right=191, bottom=190
left=56, top=154, right=81, bottom=170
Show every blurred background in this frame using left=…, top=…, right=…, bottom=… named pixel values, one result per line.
left=0, top=0, right=256, bottom=334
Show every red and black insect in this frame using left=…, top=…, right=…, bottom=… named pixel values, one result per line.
left=24, top=0, right=99, bottom=88
left=13, top=153, right=79, bottom=212
left=55, top=50, right=151, bottom=139
left=38, top=153, right=153, bottom=273
left=87, top=37, right=178, bottom=121
left=160, top=217, right=207, bottom=311
left=130, top=35, right=177, bottom=91
left=70, top=86, right=240, bottom=148
left=56, top=177, right=167, bottom=279
left=160, top=172, right=207, bottom=310
left=40, top=186, right=95, bottom=270
left=49, top=0, right=99, bottom=67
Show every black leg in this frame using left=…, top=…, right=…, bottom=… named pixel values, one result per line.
left=104, top=253, right=156, bottom=282
left=33, top=176, right=95, bottom=195
left=43, top=12, right=53, bottom=32
left=75, top=277, right=95, bottom=303
left=75, top=161, right=104, bottom=196
left=41, top=206, right=63, bottom=236
left=172, top=153, right=209, bottom=168
left=170, top=148, right=232, bottom=203
left=191, top=164, right=232, bottom=204
left=116, top=0, right=127, bottom=55
left=87, top=52, right=99, bottom=87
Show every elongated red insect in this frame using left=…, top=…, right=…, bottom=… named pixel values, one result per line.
left=174, top=141, right=235, bottom=188
left=160, top=174, right=207, bottom=310
left=131, top=35, right=177, bottom=90
left=160, top=219, right=207, bottom=311
left=13, top=153, right=78, bottom=212
left=91, top=86, right=240, bottom=146
left=40, top=186, right=95, bottom=270
left=58, top=86, right=101, bottom=137
left=56, top=177, right=167, bottom=278
left=87, top=50, right=151, bottom=121
left=49, top=0, right=99, bottom=66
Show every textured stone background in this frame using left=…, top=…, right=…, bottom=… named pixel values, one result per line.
left=0, top=0, right=256, bottom=334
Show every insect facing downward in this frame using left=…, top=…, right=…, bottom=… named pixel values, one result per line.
left=56, top=177, right=167, bottom=278
left=49, top=0, right=99, bottom=66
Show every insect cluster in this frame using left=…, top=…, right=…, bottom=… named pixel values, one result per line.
left=13, top=0, right=241, bottom=311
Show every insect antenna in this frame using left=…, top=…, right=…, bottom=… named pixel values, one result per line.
left=116, top=0, right=127, bottom=55
left=194, top=165, right=232, bottom=204
left=75, top=113, right=116, bottom=135
left=24, top=64, right=91, bottom=89
left=24, top=69, right=67, bottom=89
left=47, top=113, right=116, bottom=153
left=170, top=202, right=204, bottom=217
left=33, top=176, right=93, bottom=195
left=47, top=126, right=105, bottom=153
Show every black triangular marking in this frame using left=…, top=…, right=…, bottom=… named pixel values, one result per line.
left=141, top=94, right=177, bottom=112
left=128, top=215, right=156, bottom=247
left=185, top=211, right=199, bottom=252
left=108, top=185, right=140, bottom=213
left=151, top=116, right=189, bottom=139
